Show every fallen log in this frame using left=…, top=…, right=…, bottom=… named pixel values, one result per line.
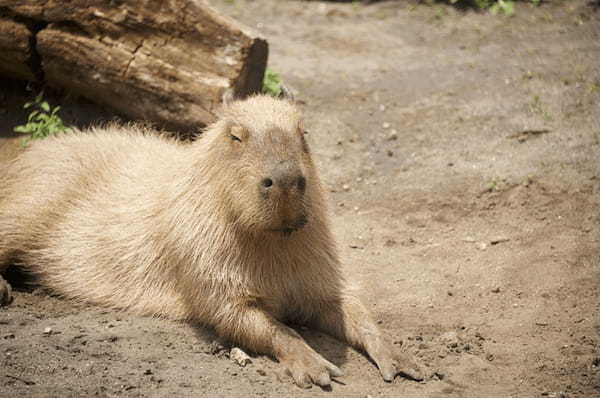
left=0, top=0, right=268, bottom=132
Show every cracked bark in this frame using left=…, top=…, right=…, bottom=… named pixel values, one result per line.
left=0, top=0, right=268, bottom=133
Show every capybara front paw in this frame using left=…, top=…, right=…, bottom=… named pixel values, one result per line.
left=368, top=338, right=425, bottom=382
left=0, top=276, right=13, bottom=306
left=379, top=349, right=424, bottom=382
left=281, top=350, right=344, bottom=389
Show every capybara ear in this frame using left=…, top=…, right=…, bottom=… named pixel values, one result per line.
left=279, top=83, right=296, bottom=102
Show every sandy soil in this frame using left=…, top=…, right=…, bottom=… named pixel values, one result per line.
left=1, top=1, right=599, bottom=397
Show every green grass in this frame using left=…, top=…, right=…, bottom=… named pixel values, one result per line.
left=14, top=92, right=71, bottom=147
left=486, top=178, right=498, bottom=192
left=439, top=0, right=540, bottom=15
left=529, top=95, right=553, bottom=121
left=262, top=68, right=283, bottom=97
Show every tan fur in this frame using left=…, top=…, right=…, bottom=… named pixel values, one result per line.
left=0, top=95, right=423, bottom=388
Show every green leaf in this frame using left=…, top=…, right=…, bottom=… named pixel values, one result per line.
left=14, top=125, right=33, bottom=133
left=490, top=0, right=514, bottom=16
left=501, top=0, right=514, bottom=16
left=15, top=91, right=71, bottom=143
left=27, top=110, right=39, bottom=121
left=262, top=67, right=282, bottom=97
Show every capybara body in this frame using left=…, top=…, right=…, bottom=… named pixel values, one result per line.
left=0, top=95, right=422, bottom=388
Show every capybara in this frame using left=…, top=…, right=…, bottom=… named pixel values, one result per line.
left=0, top=95, right=423, bottom=388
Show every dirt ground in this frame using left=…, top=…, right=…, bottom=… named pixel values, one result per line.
left=1, top=1, right=600, bottom=397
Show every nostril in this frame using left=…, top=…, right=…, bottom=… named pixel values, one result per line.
left=297, top=176, right=306, bottom=192
left=262, top=178, right=273, bottom=188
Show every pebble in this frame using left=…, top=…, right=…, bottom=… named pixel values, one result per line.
left=490, top=237, right=510, bottom=245
left=43, top=327, right=53, bottom=335
left=382, top=122, right=391, bottom=129
left=439, top=331, right=460, bottom=348
left=230, top=347, right=252, bottom=367
left=491, top=287, right=501, bottom=293
left=342, top=184, right=350, bottom=191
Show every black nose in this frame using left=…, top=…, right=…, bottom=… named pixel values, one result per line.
left=261, top=162, right=306, bottom=194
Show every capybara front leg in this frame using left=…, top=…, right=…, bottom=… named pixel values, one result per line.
left=315, top=294, right=424, bottom=382
left=214, top=306, right=343, bottom=388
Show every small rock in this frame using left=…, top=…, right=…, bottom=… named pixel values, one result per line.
left=143, top=369, right=153, bottom=375
left=378, top=104, right=386, bottom=112
left=43, top=327, right=53, bottom=335
left=384, top=239, right=397, bottom=247
left=476, top=242, right=487, bottom=251
left=439, top=331, right=460, bottom=348
left=342, top=184, right=350, bottom=191
left=388, top=130, right=398, bottom=140
left=230, top=347, right=252, bottom=367
left=382, top=122, right=391, bottom=129
left=387, top=150, right=394, bottom=157
left=256, top=368, right=267, bottom=376
left=208, top=340, right=227, bottom=356
left=490, top=237, right=510, bottom=245
left=491, top=287, right=501, bottom=293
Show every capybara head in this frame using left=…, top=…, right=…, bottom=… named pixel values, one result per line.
left=199, top=95, right=319, bottom=236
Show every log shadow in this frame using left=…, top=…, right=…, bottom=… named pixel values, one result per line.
left=0, top=78, right=202, bottom=141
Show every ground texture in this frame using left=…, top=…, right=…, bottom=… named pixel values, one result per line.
left=1, top=1, right=599, bottom=397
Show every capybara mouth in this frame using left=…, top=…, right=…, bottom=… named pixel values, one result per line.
left=271, top=217, right=308, bottom=236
